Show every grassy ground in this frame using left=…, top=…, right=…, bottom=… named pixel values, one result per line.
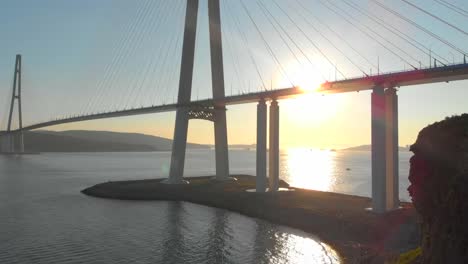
left=82, top=175, right=420, bottom=263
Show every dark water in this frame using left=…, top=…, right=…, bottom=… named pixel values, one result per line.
left=0, top=151, right=340, bottom=264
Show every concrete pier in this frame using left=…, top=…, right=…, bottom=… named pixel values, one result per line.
left=371, top=87, right=399, bottom=213
left=256, top=100, right=267, bottom=192
left=15, top=132, right=24, bottom=153
left=269, top=100, right=280, bottom=191
left=0, top=134, right=13, bottom=153
left=385, top=88, right=399, bottom=210
left=213, top=108, right=230, bottom=180
left=371, top=87, right=386, bottom=213
left=0, top=133, right=25, bottom=154
left=0, top=135, right=6, bottom=153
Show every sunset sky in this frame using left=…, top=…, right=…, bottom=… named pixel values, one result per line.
left=1, top=0, right=467, bottom=148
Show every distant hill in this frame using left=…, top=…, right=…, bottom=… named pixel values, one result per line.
left=341, top=144, right=410, bottom=151
left=225, top=144, right=256, bottom=149
left=23, top=130, right=209, bottom=153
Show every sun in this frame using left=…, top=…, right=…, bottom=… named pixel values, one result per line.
left=274, top=60, right=326, bottom=92
left=294, top=70, right=324, bottom=93
left=273, top=60, right=343, bottom=123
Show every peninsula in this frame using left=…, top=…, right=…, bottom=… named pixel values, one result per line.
left=82, top=175, right=419, bottom=263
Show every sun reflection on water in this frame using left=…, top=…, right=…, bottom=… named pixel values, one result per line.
left=285, top=235, right=341, bottom=264
left=284, top=148, right=336, bottom=192
left=266, top=230, right=341, bottom=264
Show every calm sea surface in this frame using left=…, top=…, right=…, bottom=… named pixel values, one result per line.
left=0, top=149, right=412, bottom=263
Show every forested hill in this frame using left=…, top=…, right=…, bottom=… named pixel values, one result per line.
left=23, top=130, right=209, bottom=152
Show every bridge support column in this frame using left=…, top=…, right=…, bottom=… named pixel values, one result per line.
left=2, top=54, right=24, bottom=155
left=0, top=134, right=14, bottom=153
left=0, top=135, right=5, bottom=153
left=213, top=108, right=230, bottom=181
left=209, top=0, right=231, bottom=181
left=1, top=135, right=7, bottom=153
left=168, top=108, right=190, bottom=184
left=371, top=87, right=399, bottom=213
left=385, top=88, right=399, bottom=210
left=167, top=0, right=199, bottom=184
left=15, top=132, right=24, bottom=153
left=256, top=100, right=267, bottom=192
left=371, top=87, right=386, bottom=213
left=269, top=100, right=280, bottom=192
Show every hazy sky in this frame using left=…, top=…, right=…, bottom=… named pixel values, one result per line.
left=1, top=0, right=467, bottom=148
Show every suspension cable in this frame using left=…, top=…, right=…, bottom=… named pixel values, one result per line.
left=226, top=0, right=269, bottom=91
left=258, top=0, right=329, bottom=81
left=319, top=0, right=419, bottom=69
left=152, top=1, right=186, bottom=105
left=433, top=0, right=468, bottom=17
left=341, top=0, right=449, bottom=65
left=95, top=0, right=157, bottom=112
left=400, top=0, right=468, bottom=36
left=108, top=0, right=163, bottom=111
left=370, top=0, right=467, bottom=56
left=323, top=0, right=422, bottom=67
left=294, top=0, right=378, bottom=70
left=123, top=0, right=172, bottom=109
left=285, top=0, right=370, bottom=76
left=256, top=1, right=310, bottom=75
left=221, top=2, right=249, bottom=93
left=439, top=0, right=468, bottom=14
left=239, top=0, right=294, bottom=87
left=128, top=0, right=177, bottom=108
left=157, top=18, right=184, bottom=105
left=86, top=0, right=152, bottom=115
left=268, top=0, right=346, bottom=79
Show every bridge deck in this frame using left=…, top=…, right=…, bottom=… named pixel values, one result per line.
left=4, top=63, right=468, bottom=133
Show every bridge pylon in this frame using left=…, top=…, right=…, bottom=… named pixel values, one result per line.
left=1, top=54, right=24, bottom=154
left=166, top=0, right=231, bottom=183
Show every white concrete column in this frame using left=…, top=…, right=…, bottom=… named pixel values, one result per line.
left=213, top=108, right=230, bottom=180
left=269, top=100, right=280, bottom=192
left=15, top=132, right=24, bottom=153
left=0, top=135, right=6, bottom=153
left=256, top=100, right=267, bottom=192
left=371, top=87, right=386, bottom=213
left=8, top=134, right=14, bottom=153
left=167, top=0, right=199, bottom=184
left=385, top=88, right=399, bottom=209
left=1, top=134, right=14, bottom=153
left=208, top=0, right=230, bottom=181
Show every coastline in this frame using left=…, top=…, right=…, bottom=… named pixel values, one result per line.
left=82, top=175, right=420, bottom=263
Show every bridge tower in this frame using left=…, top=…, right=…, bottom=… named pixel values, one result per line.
left=166, top=0, right=231, bottom=183
left=1, top=54, right=24, bottom=154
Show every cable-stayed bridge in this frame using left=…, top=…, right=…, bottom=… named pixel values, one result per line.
left=1, top=0, right=467, bottom=213
left=3, top=63, right=467, bottom=132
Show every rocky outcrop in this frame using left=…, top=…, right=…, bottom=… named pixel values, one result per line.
left=408, top=114, right=468, bottom=263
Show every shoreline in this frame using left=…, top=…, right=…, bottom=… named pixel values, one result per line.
left=82, top=175, right=420, bottom=263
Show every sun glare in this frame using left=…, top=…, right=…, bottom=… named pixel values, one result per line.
left=274, top=60, right=344, bottom=123
left=275, top=60, right=325, bottom=92
left=281, top=93, right=344, bottom=124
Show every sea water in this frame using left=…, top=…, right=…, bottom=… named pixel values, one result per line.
left=0, top=149, right=412, bottom=263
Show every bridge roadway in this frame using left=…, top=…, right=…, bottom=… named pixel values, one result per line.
left=3, top=62, right=468, bottom=133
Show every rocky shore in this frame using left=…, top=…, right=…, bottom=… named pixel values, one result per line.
left=82, top=175, right=420, bottom=263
